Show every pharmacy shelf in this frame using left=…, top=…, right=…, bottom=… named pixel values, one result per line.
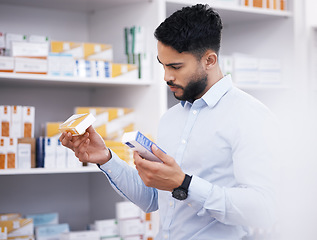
left=0, top=166, right=101, bottom=175
left=0, top=72, right=152, bottom=87
left=166, top=1, right=292, bottom=24
left=235, top=83, right=291, bottom=90
left=0, top=0, right=150, bottom=12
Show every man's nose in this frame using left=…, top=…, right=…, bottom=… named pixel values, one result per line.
left=164, top=69, right=175, bottom=82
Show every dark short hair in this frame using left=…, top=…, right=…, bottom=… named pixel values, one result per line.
left=154, top=4, right=223, bottom=59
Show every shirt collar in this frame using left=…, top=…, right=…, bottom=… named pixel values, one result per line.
left=181, top=74, right=233, bottom=108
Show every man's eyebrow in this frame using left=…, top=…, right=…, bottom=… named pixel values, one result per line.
left=157, top=56, right=183, bottom=66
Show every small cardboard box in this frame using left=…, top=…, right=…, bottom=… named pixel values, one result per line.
left=22, top=106, right=35, bottom=138
left=0, top=105, right=11, bottom=137
left=6, top=137, right=17, bottom=169
left=0, top=56, right=14, bottom=72
left=14, top=57, right=47, bottom=74
left=60, top=230, right=100, bottom=240
left=25, top=213, right=58, bottom=227
left=35, top=223, right=69, bottom=240
left=0, top=137, right=6, bottom=169
left=18, top=138, right=36, bottom=168
left=11, top=105, right=23, bottom=138
left=11, top=42, right=49, bottom=58
left=59, top=113, right=96, bottom=136
left=0, top=218, right=33, bottom=238
left=0, top=213, right=21, bottom=221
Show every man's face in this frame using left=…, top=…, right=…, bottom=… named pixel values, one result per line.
left=157, top=41, right=208, bottom=101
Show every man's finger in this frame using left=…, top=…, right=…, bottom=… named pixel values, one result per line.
left=151, top=144, right=169, bottom=164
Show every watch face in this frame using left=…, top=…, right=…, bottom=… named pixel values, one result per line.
left=172, top=188, right=188, bottom=200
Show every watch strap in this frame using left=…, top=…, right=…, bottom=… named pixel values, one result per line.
left=180, top=174, right=192, bottom=191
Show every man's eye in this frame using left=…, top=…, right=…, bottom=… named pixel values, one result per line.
left=171, top=66, right=181, bottom=70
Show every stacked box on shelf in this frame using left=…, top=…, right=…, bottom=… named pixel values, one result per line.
left=93, top=218, right=119, bottom=239
left=258, top=58, right=281, bottom=84
left=0, top=32, right=5, bottom=56
left=0, top=56, right=14, bottom=72
left=243, top=0, right=287, bottom=10
left=75, top=107, right=135, bottom=141
left=0, top=105, right=35, bottom=138
left=105, top=140, right=133, bottom=166
left=232, top=53, right=259, bottom=84
left=74, top=59, right=138, bottom=78
left=11, top=35, right=49, bottom=74
left=60, top=230, right=100, bottom=240
left=0, top=105, right=35, bottom=170
left=124, top=26, right=151, bottom=79
left=224, top=54, right=282, bottom=84
left=25, top=212, right=70, bottom=240
left=116, top=201, right=158, bottom=240
left=36, top=136, right=82, bottom=169
left=50, top=41, right=113, bottom=61
left=48, top=53, right=74, bottom=76
left=0, top=218, right=34, bottom=240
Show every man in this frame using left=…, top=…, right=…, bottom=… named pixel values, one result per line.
left=60, top=4, right=277, bottom=239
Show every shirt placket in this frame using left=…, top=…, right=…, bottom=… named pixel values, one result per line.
left=161, top=99, right=205, bottom=240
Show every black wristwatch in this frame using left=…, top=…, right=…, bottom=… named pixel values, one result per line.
left=172, top=174, right=192, bottom=200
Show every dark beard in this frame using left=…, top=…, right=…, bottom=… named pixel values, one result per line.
left=167, top=73, right=208, bottom=102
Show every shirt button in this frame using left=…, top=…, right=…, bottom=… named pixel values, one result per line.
left=107, top=170, right=112, bottom=173
left=181, top=139, right=186, bottom=144
left=193, top=110, right=197, bottom=114
left=188, top=203, right=192, bottom=207
left=164, top=235, right=168, bottom=239
left=169, top=202, right=173, bottom=207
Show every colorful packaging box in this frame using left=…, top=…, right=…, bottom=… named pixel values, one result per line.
left=56, top=139, right=67, bottom=168
left=119, top=218, right=145, bottom=238
left=18, top=138, right=36, bottom=168
left=0, top=137, right=6, bottom=169
left=25, top=213, right=58, bottom=227
left=94, top=219, right=119, bottom=239
left=0, top=56, right=14, bottom=72
left=35, top=223, right=69, bottom=240
left=11, top=105, right=23, bottom=138
left=0, top=32, right=5, bottom=56
left=0, top=218, right=33, bottom=239
left=11, top=42, right=49, bottom=58
left=0, top=105, right=11, bottom=137
left=17, top=143, right=31, bottom=169
left=48, top=53, right=74, bottom=76
left=14, top=57, right=48, bottom=74
left=116, top=201, right=144, bottom=221
left=59, top=113, right=96, bottom=136
left=4, top=33, right=27, bottom=56
left=50, top=41, right=83, bottom=59
left=44, top=137, right=57, bottom=168
left=60, top=230, right=100, bottom=240
left=75, top=107, right=135, bottom=140
left=6, top=137, right=17, bottom=169
left=22, top=106, right=35, bottom=138
left=121, top=131, right=163, bottom=163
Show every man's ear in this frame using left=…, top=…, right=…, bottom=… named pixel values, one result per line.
left=204, top=51, right=217, bottom=70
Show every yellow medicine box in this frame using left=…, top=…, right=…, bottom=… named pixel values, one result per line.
left=59, top=113, right=96, bottom=136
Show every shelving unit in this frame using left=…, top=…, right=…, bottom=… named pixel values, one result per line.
left=0, top=0, right=303, bottom=233
left=0, top=72, right=153, bottom=87
left=0, top=166, right=100, bottom=175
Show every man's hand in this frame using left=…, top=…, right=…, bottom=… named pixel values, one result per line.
left=134, top=144, right=185, bottom=191
left=59, top=125, right=111, bottom=165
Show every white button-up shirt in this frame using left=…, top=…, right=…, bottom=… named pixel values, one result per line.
left=100, top=74, right=277, bottom=240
